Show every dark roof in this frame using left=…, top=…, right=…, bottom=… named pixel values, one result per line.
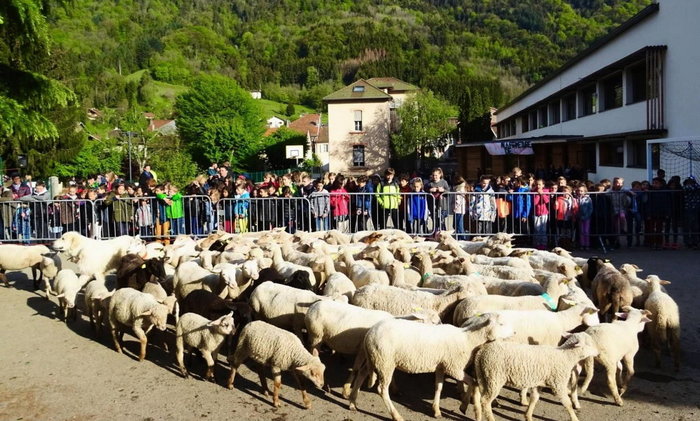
left=288, top=113, right=322, bottom=134
left=323, top=79, right=394, bottom=102
left=497, top=2, right=660, bottom=114
left=365, top=77, right=418, bottom=92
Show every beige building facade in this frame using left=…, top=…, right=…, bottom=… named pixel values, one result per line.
left=324, top=78, right=417, bottom=175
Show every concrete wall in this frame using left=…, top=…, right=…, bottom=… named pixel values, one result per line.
left=327, top=100, right=391, bottom=175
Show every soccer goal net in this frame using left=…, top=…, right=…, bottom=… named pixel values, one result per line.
left=647, top=138, right=700, bottom=181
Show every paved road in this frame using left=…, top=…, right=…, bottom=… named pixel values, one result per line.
left=0, top=248, right=698, bottom=421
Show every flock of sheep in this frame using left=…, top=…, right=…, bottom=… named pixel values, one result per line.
left=0, top=228, right=682, bottom=421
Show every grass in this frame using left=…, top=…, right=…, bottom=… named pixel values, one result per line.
left=258, top=99, right=317, bottom=121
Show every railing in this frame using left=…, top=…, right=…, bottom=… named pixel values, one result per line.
left=1, top=190, right=693, bottom=251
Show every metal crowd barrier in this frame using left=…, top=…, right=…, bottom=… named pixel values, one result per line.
left=0, top=190, right=692, bottom=250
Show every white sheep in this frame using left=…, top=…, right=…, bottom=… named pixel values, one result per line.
left=49, top=269, right=82, bottom=322
left=579, top=307, right=652, bottom=405
left=471, top=332, right=599, bottom=421
left=175, top=312, right=235, bottom=380
left=174, top=261, right=241, bottom=301
left=340, top=249, right=390, bottom=287
left=84, top=280, right=113, bottom=335
left=351, top=283, right=477, bottom=322
left=268, top=243, right=317, bottom=288
left=0, top=244, right=60, bottom=294
left=551, top=247, right=589, bottom=267
left=528, top=251, right=582, bottom=278
left=142, top=281, right=180, bottom=324
left=322, top=272, right=356, bottom=300
left=452, top=282, right=570, bottom=326
left=644, top=275, right=680, bottom=371
left=470, top=252, right=532, bottom=269
left=108, top=287, right=169, bottom=361
left=249, top=281, right=346, bottom=337
left=304, top=300, right=441, bottom=398
left=227, top=320, right=326, bottom=409
left=347, top=313, right=514, bottom=421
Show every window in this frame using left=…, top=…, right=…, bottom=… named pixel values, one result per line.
left=579, top=85, right=597, bottom=116
left=626, top=61, right=646, bottom=104
left=599, top=140, right=624, bottom=167
left=510, top=120, right=516, bottom=136
left=352, top=86, right=365, bottom=92
left=627, top=140, right=647, bottom=168
left=353, top=110, right=363, bottom=131
left=318, top=143, right=328, bottom=153
left=549, top=100, right=561, bottom=125
left=602, top=73, right=623, bottom=111
left=538, top=106, right=548, bottom=128
left=563, top=94, right=576, bottom=121
left=529, top=111, right=537, bottom=130
left=352, top=145, right=365, bottom=167
left=521, top=113, right=529, bottom=133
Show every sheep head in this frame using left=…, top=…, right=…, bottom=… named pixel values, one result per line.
left=208, top=312, right=235, bottom=336
left=295, top=358, right=326, bottom=389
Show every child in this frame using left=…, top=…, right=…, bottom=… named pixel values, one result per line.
left=221, top=188, right=235, bottom=233
left=234, top=184, right=250, bottom=233
left=156, top=184, right=185, bottom=236
left=532, top=179, right=550, bottom=250
left=575, top=185, right=593, bottom=251
left=471, top=175, right=496, bottom=234
left=13, top=202, right=31, bottom=244
left=329, top=175, right=350, bottom=233
left=408, top=178, right=428, bottom=234
left=555, top=185, right=578, bottom=248
left=398, top=175, right=411, bottom=233
left=507, top=177, right=531, bottom=236
left=308, top=180, right=330, bottom=232
left=353, top=175, right=372, bottom=232
left=453, top=176, right=470, bottom=240
left=280, top=186, right=297, bottom=233
left=136, top=197, right=154, bottom=237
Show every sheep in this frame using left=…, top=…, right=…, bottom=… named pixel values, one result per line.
left=49, top=269, right=82, bottom=322
left=357, top=243, right=422, bottom=286
left=175, top=312, right=235, bottom=380
left=528, top=250, right=582, bottom=276
left=52, top=232, right=143, bottom=284
left=590, top=261, right=633, bottom=321
left=551, top=247, right=588, bottom=267
left=322, top=272, right=356, bottom=300
left=340, top=249, right=390, bottom=287
left=268, top=243, right=317, bottom=288
left=304, top=300, right=441, bottom=397
left=142, top=281, right=179, bottom=324
left=579, top=307, right=652, bottom=406
left=467, top=301, right=600, bottom=346
left=116, top=254, right=167, bottom=291
left=460, top=255, right=536, bottom=281
left=644, top=275, right=680, bottom=371
left=84, top=280, right=113, bottom=335
left=108, top=287, right=169, bottom=361
left=347, top=313, right=514, bottom=421
left=351, top=283, right=478, bottom=323
left=470, top=252, right=532, bottom=269
left=471, top=332, right=599, bottom=421
left=227, top=320, right=326, bottom=409
left=173, top=261, right=241, bottom=301
left=0, top=244, right=60, bottom=293
left=452, top=282, right=571, bottom=327
left=581, top=256, right=611, bottom=290
left=249, top=281, right=346, bottom=337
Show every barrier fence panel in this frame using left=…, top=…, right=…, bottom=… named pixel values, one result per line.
left=1, top=189, right=693, bottom=249
left=216, top=197, right=313, bottom=234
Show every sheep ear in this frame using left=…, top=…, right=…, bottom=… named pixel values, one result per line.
left=139, top=309, right=153, bottom=317
left=561, top=332, right=574, bottom=339
left=660, top=279, right=671, bottom=285
left=56, top=293, right=65, bottom=298
left=614, top=312, right=628, bottom=320
left=632, top=264, right=641, bottom=270
left=562, top=298, right=576, bottom=306
left=207, top=319, right=221, bottom=327
left=295, top=364, right=311, bottom=372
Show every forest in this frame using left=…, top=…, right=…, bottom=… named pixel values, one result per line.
left=1, top=0, right=652, bottom=179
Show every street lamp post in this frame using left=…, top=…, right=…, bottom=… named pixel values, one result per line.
left=127, top=131, right=133, bottom=182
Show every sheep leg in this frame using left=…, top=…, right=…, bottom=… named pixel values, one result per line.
left=292, top=370, right=312, bottom=409
left=257, top=369, right=271, bottom=396
left=176, top=337, right=189, bottom=379
left=346, top=348, right=368, bottom=401
left=619, top=354, right=635, bottom=396
left=272, top=368, right=282, bottom=408
left=479, top=383, right=499, bottom=421
left=579, top=357, right=594, bottom=394
left=227, top=345, right=249, bottom=390
left=650, top=322, right=663, bottom=369
left=569, top=370, right=581, bottom=410
left=520, top=388, right=529, bottom=406
left=133, top=326, right=149, bottom=361
left=604, top=362, right=624, bottom=406
left=202, top=350, right=216, bottom=382
left=458, top=373, right=474, bottom=415
left=432, top=368, right=445, bottom=418
left=378, top=369, right=404, bottom=421
left=31, top=266, right=39, bottom=290
left=110, top=325, right=123, bottom=354
left=525, top=387, right=540, bottom=421
left=554, top=385, right=579, bottom=421
left=348, top=363, right=371, bottom=410
left=0, top=269, right=8, bottom=287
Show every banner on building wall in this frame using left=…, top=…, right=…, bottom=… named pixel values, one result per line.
left=485, top=140, right=534, bottom=156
